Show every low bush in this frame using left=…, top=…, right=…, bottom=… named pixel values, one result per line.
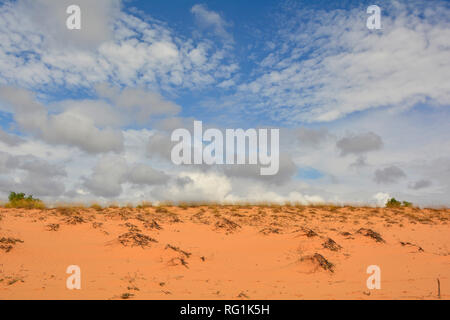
left=386, top=198, right=413, bottom=208
left=5, top=192, right=46, bottom=209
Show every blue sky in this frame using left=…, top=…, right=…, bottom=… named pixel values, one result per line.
left=0, top=0, right=449, bottom=206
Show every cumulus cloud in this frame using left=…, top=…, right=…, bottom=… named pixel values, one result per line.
left=374, top=165, right=406, bottom=184
left=0, top=128, right=24, bottom=146
left=0, top=151, right=66, bottom=197
left=147, top=132, right=174, bottom=160
left=95, top=84, right=181, bottom=124
left=83, top=156, right=170, bottom=198
left=43, top=113, right=124, bottom=153
left=222, top=153, right=297, bottom=185
left=0, top=151, right=66, bottom=176
left=150, top=171, right=323, bottom=205
left=128, top=164, right=169, bottom=185
left=336, top=132, right=383, bottom=156
left=0, top=87, right=124, bottom=153
left=83, top=156, right=128, bottom=197
left=151, top=171, right=232, bottom=203
left=155, top=117, right=196, bottom=133
left=54, top=99, right=125, bottom=128
left=3, top=171, right=66, bottom=197
left=223, top=183, right=325, bottom=204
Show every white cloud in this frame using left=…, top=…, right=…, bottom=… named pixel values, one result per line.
left=373, top=192, right=390, bottom=206
left=0, top=1, right=238, bottom=90
left=82, top=155, right=171, bottom=198
left=151, top=171, right=232, bottom=203
left=0, top=87, right=124, bottom=153
left=128, top=164, right=169, bottom=186
left=0, top=151, right=67, bottom=197
left=83, top=156, right=129, bottom=197
left=191, top=4, right=232, bottom=41
left=234, top=2, right=450, bottom=123
left=0, top=128, right=24, bottom=146
left=95, top=84, right=181, bottom=124
left=17, top=0, right=121, bottom=49
left=0, top=84, right=185, bottom=153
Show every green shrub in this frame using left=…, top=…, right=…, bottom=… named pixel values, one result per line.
left=8, top=192, right=26, bottom=202
left=386, top=198, right=412, bottom=208
left=6, top=191, right=45, bottom=209
left=402, top=201, right=413, bottom=207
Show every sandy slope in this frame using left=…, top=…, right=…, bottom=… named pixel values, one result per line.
left=0, top=205, right=449, bottom=300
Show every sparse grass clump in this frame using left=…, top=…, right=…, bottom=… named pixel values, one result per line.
left=90, top=203, right=103, bottom=211
left=5, top=192, right=45, bottom=209
left=136, top=201, right=152, bottom=209
left=46, top=223, right=60, bottom=231
left=65, top=215, right=85, bottom=225
left=322, top=238, right=342, bottom=251
left=300, top=253, right=334, bottom=272
left=357, top=228, right=385, bottom=243
left=55, top=206, right=78, bottom=216
left=120, top=292, right=134, bottom=299
left=159, top=200, right=174, bottom=207
left=179, top=203, right=189, bottom=210
left=0, top=237, right=24, bottom=252
left=155, top=206, right=168, bottom=213
left=118, top=231, right=157, bottom=248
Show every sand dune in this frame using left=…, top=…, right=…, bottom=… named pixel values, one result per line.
left=0, top=205, right=449, bottom=299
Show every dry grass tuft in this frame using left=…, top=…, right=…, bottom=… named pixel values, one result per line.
left=322, top=238, right=342, bottom=251
left=90, top=203, right=103, bottom=211
left=165, top=244, right=191, bottom=258
left=301, top=253, right=335, bottom=272
left=143, top=219, right=162, bottom=230
left=357, top=228, right=385, bottom=243
left=259, top=227, right=282, bottom=235
left=155, top=206, right=168, bottom=213
left=136, top=201, right=153, bottom=209
left=400, top=241, right=424, bottom=252
left=0, top=237, right=24, bottom=252
left=65, top=215, right=85, bottom=225
left=215, top=217, right=241, bottom=233
left=118, top=232, right=157, bottom=248
left=299, top=227, right=318, bottom=238
left=46, top=223, right=60, bottom=231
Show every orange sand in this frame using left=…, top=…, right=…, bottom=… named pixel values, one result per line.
left=0, top=205, right=449, bottom=300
